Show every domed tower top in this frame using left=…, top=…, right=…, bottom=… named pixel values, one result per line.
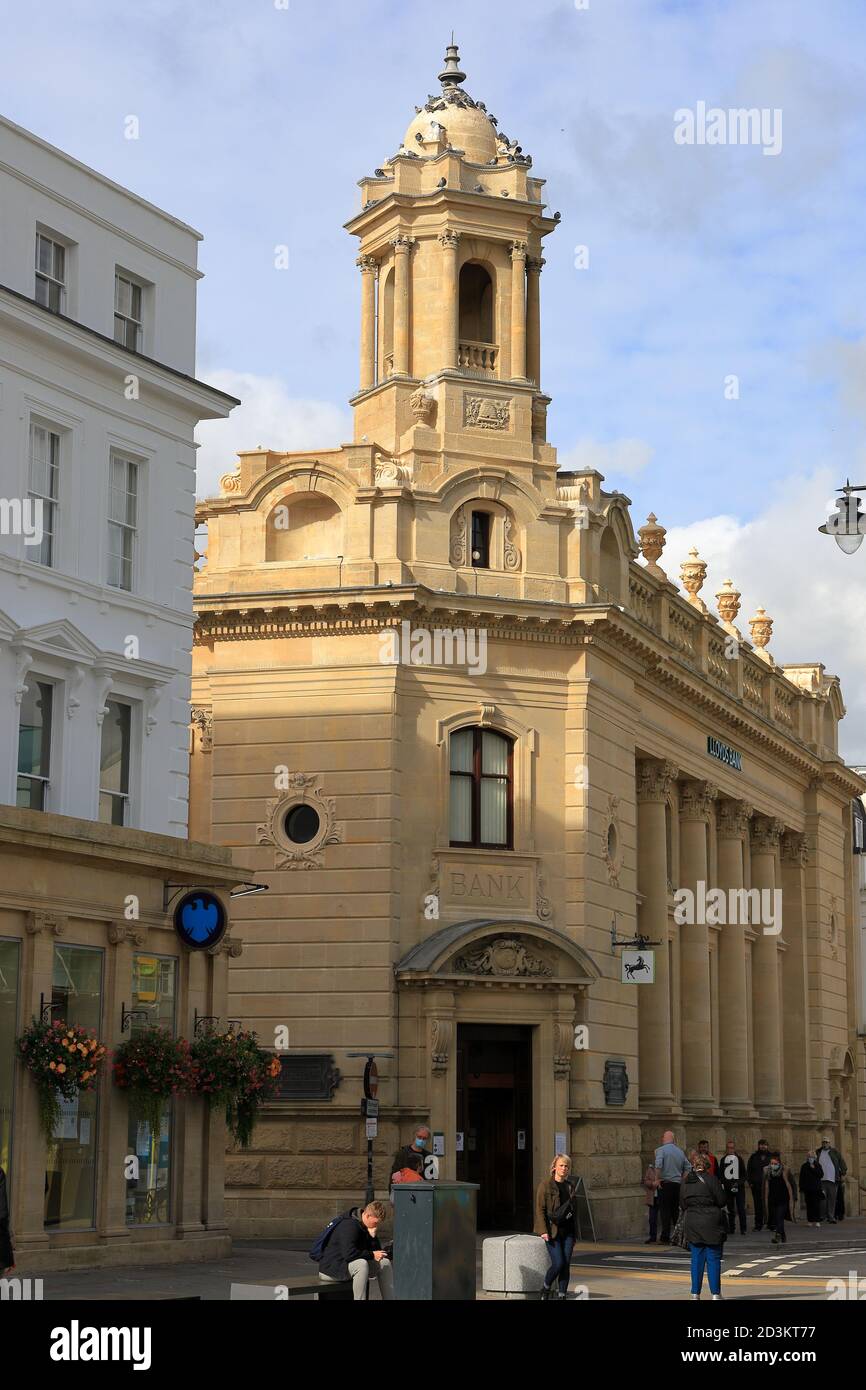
left=400, top=41, right=499, bottom=166
left=347, top=40, right=560, bottom=464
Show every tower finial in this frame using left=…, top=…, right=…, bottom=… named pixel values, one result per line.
left=439, top=39, right=466, bottom=89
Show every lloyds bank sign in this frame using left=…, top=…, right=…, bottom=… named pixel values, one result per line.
left=707, top=735, right=742, bottom=772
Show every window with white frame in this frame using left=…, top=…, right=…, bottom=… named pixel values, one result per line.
left=27, top=422, right=60, bottom=567
left=16, top=679, right=53, bottom=811
left=107, top=453, right=139, bottom=590
left=99, top=699, right=131, bottom=825
left=35, top=232, right=66, bottom=313
left=114, top=272, right=143, bottom=351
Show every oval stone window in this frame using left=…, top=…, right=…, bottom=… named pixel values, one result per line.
left=284, top=804, right=321, bottom=845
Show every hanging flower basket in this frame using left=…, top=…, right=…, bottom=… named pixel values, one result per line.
left=191, top=1028, right=282, bottom=1148
left=17, top=1018, right=107, bottom=1142
left=113, top=1027, right=197, bottom=1134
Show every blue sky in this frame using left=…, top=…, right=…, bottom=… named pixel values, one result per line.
left=4, top=0, right=866, bottom=755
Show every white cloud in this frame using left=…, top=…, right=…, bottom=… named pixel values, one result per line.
left=661, top=469, right=866, bottom=761
left=195, top=371, right=351, bottom=499
left=559, top=436, right=654, bottom=481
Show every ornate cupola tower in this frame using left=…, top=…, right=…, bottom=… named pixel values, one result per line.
left=347, top=41, right=559, bottom=468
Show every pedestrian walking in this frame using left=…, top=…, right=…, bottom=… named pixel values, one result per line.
left=534, top=1153, right=577, bottom=1300
left=719, top=1139, right=747, bottom=1235
left=680, top=1152, right=727, bottom=1301
left=799, top=1151, right=823, bottom=1227
left=654, top=1129, right=690, bottom=1244
left=746, top=1139, right=771, bottom=1231
left=763, top=1152, right=796, bottom=1244
left=643, top=1161, right=660, bottom=1243
left=816, top=1136, right=846, bottom=1224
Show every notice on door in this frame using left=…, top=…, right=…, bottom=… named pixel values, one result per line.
left=517, top=1130, right=526, bottom=1151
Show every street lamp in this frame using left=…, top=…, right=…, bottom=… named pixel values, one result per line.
left=818, top=480, right=866, bottom=554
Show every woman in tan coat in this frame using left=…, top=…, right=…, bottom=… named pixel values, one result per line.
left=534, top=1153, right=576, bottom=1300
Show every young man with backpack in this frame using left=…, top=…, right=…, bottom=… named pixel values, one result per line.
left=314, top=1201, right=394, bottom=1300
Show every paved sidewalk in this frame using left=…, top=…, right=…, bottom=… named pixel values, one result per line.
left=34, top=1217, right=866, bottom=1300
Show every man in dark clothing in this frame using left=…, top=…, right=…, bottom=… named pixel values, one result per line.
left=390, top=1125, right=431, bottom=1184
left=318, top=1201, right=394, bottom=1300
left=719, top=1139, right=747, bottom=1234
left=746, top=1139, right=771, bottom=1231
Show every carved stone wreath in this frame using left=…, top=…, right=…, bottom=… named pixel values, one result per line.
left=603, top=794, right=622, bottom=887
left=453, top=936, right=552, bottom=978
left=256, top=774, right=342, bottom=869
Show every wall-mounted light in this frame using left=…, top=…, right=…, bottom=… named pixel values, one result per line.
left=819, top=480, right=866, bottom=554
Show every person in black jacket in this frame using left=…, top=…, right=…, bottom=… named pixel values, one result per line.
left=318, top=1201, right=394, bottom=1300
left=680, top=1153, right=728, bottom=1300
left=799, top=1151, right=823, bottom=1227
left=746, top=1139, right=771, bottom=1231
left=719, top=1140, right=747, bottom=1235
left=0, top=1166, right=13, bottom=1273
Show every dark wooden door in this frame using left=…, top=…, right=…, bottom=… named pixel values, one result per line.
left=456, top=1023, right=532, bottom=1230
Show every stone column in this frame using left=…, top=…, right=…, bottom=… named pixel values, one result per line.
left=780, top=832, right=811, bottom=1114
left=716, top=799, right=753, bottom=1113
left=526, top=256, right=544, bottom=386
left=8, top=914, right=56, bottom=1261
left=678, top=780, right=717, bottom=1108
left=439, top=230, right=460, bottom=371
left=391, top=235, right=413, bottom=376
left=357, top=255, right=378, bottom=391
left=636, top=758, right=678, bottom=1108
left=750, top=816, right=785, bottom=1115
left=426, top=999, right=456, bottom=1179
left=510, top=241, right=528, bottom=381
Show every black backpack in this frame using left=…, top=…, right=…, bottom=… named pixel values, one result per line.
left=309, top=1210, right=354, bottom=1262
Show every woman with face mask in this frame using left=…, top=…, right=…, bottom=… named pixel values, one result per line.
left=679, top=1152, right=728, bottom=1300
left=762, top=1152, right=796, bottom=1243
left=798, top=1151, right=823, bottom=1227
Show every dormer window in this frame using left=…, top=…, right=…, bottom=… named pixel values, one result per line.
left=471, top=510, right=491, bottom=568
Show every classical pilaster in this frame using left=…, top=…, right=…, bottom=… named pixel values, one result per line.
left=526, top=255, right=544, bottom=386
left=780, top=831, right=812, bottom=1115
left=390, top=235, right=414, bottom=376
left=510, top=241, right=528, bottom=381
left=357, top=255, right=378, bottom=391
left=678, top=779, right=717, bottom=1109
left=716, top=799, right=755, bottom=1114
left=636, top=759, right=678, bottom=1109
left=750, top=815, right=785, bottom=1115
left=439, top=230, right=460, bottom=371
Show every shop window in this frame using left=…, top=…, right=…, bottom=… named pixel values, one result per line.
left=44, top=945, right=103, bottom=1231
left=126, top=954, right=177, bottom=1226
left=0, top=940, right=20, bottom=1175
left=449, top=726, right=513, bottom=849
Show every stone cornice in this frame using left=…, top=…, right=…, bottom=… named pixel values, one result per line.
left=192, top=586, right=852, bottom=798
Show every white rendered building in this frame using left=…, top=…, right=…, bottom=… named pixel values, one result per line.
left=0, top=115, right=237, bottom=834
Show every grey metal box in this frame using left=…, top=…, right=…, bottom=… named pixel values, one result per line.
left=392, top=1180, right=479, bottom=1300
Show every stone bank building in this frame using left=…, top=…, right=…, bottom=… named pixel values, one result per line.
left=192, top=46, right=866, bottom=1238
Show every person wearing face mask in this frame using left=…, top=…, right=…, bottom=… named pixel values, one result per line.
left=762, top=1151, right=796, bottom=1244
left=746, top=1139, right=771, bottom=1231
left=799, top=1151, right=823, bottom=1227
left=816, top=1136, right=847, bottom=1224
left=679, top=1152, right=728, bottom=1300
left=390, top=1125, right=431, bottom=1185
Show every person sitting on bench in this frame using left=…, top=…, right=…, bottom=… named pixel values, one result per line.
left=318, top=1201, right=394, bottom=1300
